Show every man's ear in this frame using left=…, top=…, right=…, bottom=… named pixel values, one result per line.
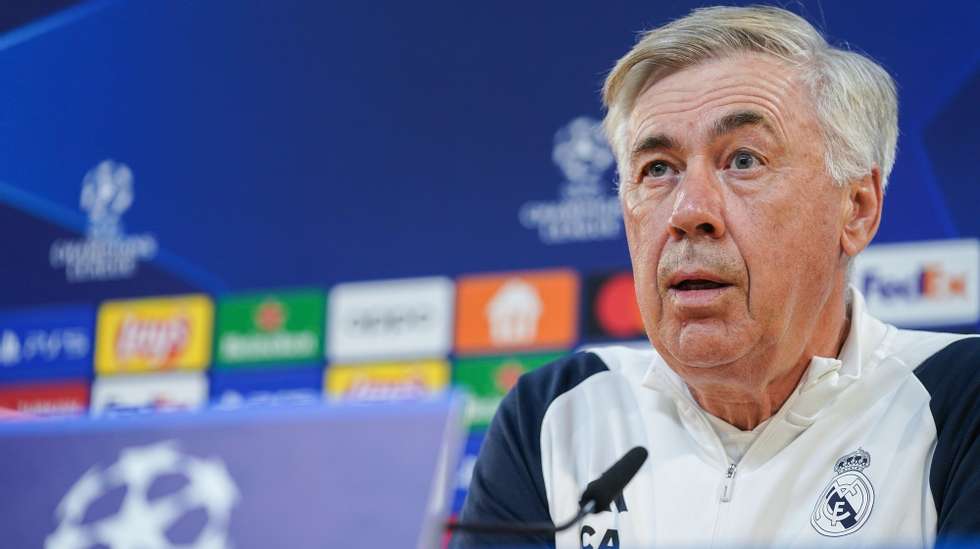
left=840, top=165, right=883, bottom=258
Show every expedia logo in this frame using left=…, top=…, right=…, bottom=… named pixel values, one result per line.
left=328, top=277, right=453, bottom=362
left=114, top=315, right=190, bottom=362
left=346, top=305, right=433, bottom=336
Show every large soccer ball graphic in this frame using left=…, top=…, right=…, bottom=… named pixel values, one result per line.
left=45, top=441, right=239, bottom=549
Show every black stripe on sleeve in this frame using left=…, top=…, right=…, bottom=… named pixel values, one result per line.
left=450, top=351, right=609, bottom=548
left=913, top=337, right=980, bottom=538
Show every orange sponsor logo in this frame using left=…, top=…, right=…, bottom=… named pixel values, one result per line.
left=455, top=269, right=578, bottom=354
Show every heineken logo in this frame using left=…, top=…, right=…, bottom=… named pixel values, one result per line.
left=254, top=300, right=286, bottom=332
left=493, top=362, right=525, bottom=393
left=215, top=291, right=325, bottom=366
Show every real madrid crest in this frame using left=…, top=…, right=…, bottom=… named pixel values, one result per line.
left=811, top=449, right=875, bottom=537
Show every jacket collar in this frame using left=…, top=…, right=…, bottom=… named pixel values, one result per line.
left=640, top=286, right=895, bottom=468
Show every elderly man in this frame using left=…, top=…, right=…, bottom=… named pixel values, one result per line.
left=452, top=5, right=980, bottom=548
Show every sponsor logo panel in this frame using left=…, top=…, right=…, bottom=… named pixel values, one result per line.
left=215, top=289, right=325, bottom=366
left=328, top=277, right=454, bottom=362
left=210, top=365, right=323, bottom=408
left=0, top=304, right=94, bottom=381
left=0, top=380, right=89, bottom=415
left=325, top=360, right=449, bottom=402
left=90, top=372, right=208, bottom=415
left=583, top=271, right=644, bottom=341
left=455, top=270, right=578, bottom=354
left=453, top=352, right=561, bottom=430
left=95, top=294, right=213, bottom=375
left=852, top=239, right=979, bottom=327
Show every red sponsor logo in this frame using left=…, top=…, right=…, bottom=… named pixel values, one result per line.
left=595, top=273, right=644, bottom=338
left=0, top=381, right=88, bottom=415
left=115, top=315, right=190, bottom=362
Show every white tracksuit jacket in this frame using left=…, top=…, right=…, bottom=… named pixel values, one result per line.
left=453, top=290, right=980, bottom=547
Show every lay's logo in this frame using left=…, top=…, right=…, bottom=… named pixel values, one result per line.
left=115, top=315, right=190, bottom=362
left=326, top=360, right=449, bottom=402
left=96, top=295, right=213, bottom=374
left=852, top=239, right=979, bottom=328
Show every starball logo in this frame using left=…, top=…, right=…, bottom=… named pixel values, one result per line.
left=519, top=117, right=622, bottom=244
left=49, top=160, right=158, bottom=282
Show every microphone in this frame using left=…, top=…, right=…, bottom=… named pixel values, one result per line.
left=446, top=446, right=648, bottom=536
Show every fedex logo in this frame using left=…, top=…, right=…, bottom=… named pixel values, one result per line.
left=853, top=239, right=978, bottom=328
left=862, top=264, right=967, bottom=301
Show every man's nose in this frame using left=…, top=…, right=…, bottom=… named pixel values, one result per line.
left=667, top=164, right=726, bottom=240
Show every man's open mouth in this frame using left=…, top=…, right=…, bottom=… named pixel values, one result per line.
left=671, top=279, right=731, bottom=291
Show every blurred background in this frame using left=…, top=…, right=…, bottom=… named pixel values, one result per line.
left=1, top=0, right=978, bottom=530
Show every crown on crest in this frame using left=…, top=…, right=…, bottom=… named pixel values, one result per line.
left=835, top=449, right=871, bottom=474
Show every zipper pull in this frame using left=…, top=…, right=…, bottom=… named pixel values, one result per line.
left=719, top=463, right=737, bottom=502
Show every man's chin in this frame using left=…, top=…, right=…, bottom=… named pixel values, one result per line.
left=663, top=324, right=747, bottom=367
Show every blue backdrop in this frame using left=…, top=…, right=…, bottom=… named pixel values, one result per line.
left=2, top=0, right=978, bottom=306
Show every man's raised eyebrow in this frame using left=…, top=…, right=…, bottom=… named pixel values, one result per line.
left=711, top=110, right=776, bottom=138
left=630, top=134, right=677, bottom=160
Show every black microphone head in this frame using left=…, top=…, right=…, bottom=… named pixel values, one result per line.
left=579, top=446, right=648, bottom=512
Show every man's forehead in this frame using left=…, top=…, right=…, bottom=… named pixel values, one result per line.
left=627, top=54, right=805, bottom=145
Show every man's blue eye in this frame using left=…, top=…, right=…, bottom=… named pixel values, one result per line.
left=646, top=161, right=671, bottom=178
left=731, top=152, right=757, bottom=170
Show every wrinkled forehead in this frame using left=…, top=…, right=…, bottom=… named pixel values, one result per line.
left=627, top=53, right=814, bottom=147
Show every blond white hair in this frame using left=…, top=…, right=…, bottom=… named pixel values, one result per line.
left=602, top=5, right=898, bottom=191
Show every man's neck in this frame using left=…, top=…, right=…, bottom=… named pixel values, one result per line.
left=686, top=300, right=852, bottom=431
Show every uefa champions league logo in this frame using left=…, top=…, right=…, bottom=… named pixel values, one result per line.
left=80, top=160, right=134, bottom=240
left=519, top=116, right=622, bottom=244
left=551, top=116, right=616, bottom=199
left=49, top=160, right=158, bottom=282
left=46, top=441, right=239, bottom=549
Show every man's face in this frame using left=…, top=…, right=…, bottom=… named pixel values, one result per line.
left=622, top=53, right=850, bottom=379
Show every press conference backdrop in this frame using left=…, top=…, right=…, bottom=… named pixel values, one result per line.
left=1, top=0, right=978, bottom=529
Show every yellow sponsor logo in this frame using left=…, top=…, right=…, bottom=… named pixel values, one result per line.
left=326, top=360, right=449, bottom=401
left=96, top=295, right=213, bottom=374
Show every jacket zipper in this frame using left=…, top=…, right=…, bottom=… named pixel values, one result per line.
left=710, top=463, right=738, bottom=547
left=719, top=463, right=737, bottom=502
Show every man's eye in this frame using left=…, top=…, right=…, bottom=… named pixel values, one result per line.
left=730, top=151, right=759, bottom=170
left=644, top=161, right=673, bottom=178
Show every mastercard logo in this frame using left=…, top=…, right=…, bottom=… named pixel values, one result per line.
left=584, top=271, right=645, bottom=340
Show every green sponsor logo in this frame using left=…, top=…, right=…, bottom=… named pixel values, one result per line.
left=216, top=289, right=325, bottom=366
left=453, top=352, right=561, bottom=429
